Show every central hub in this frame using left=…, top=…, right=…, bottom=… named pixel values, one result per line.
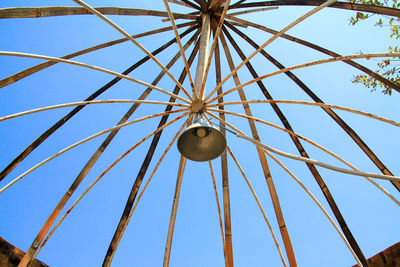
left=191, top=99, right=206, bottom=113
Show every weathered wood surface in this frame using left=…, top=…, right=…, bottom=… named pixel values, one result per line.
left=352, top=242, right=400, bottom=267
left=0, top=7, right=198, bottom=19
left=0, top=236, right=48, bottom=267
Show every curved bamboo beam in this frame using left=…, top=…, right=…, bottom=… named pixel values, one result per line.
left=33, top=114, right=190, bottom=260
left=163, top=0, right=195, bottom=92
left=237, top=134, right=400, bottom=182
left=204, top=0, right=338, bottom=102
left=227, top=7, right=278, bottom=16
left=223, top=18, right=400, bottom=94
left=218, top=32, right=297, bottom=266
left=211, top=28, right=234, bottom=267
left=208, top=161, right=228, bottom=266
left=163, top=155, right=187, bottom=267
left=0, top=100, right=189, bottom=122
left=0, top=21, right=196, bottom=89
left=0, top=109, right=189, bottom=196
left=0, top=7, right=198, bottom=20
left=207, top=52, right=400, bottom=104
left=207, top=100, right=400, bottom=127
left=0, top=25, right=198, bottom=183
left=207, top=108, right=400, bottom=206
left=226, top=146, right=288, bottom=267
left=102, top=39, right=201, bottom=267
left=263, top=150, right=364, bottom=267
left=230, top=0, right=400, bottom=17
left=0, top=51, right=190, bottom=104
left=72, top=0, right=193, bottom=101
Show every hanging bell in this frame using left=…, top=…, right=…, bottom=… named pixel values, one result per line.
left=177, top=115, right=226, bottom=161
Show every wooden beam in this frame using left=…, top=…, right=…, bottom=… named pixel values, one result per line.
left=218, top=32, right=298, bottom=266
left=194, top=13, right=211, bottom=99
left=0, top=7, right=198, bottom=19
left=231, top=0, right=400, bottom=17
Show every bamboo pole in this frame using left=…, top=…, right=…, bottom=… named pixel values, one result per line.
left=226, top=146, right=288, bottom=267
left=204, top=0, right=339, bottom=102
left=208, top=161, right=228, bottom=266
left=207, top=52, right=400, bottom=104
left=211, top=24, right=233, bottom=267
left=193, top=13, right=211, bottom=100
left=0, top=25, right=198, bottom=182
left=207, top=100, right=400, bottom=127
left=206, top=107, right=400, bottom=206
left=231, top=0, right=400, bottom=17
left=72, top=0, right=193, bottom=101
left=168, top=0, right=196, bottom=9
left=0, top=21, right=196, bottom=89
left=262, top=150, right=364, bottom=267
left=0, top=7, right=198, bottom=20
left=218, top=32, right=297, bottom=266
left=102, top=38, right=201, bottom=267
left=0, top=100, right=189, bottom=122
left=163, top=0, right=196, bottom=92
left=227, top=7, right=278, bottom=16
left=163, top=156, right=187, bottom=267
left=0, top=51, right=190, bottom=104
left=1, top=108, right=189, bottom=196
left=33, top=115, right=191, bottom=259
left=181, top=0, right=203, bottom=10
left=223, top=18, right=400, bottom=94
left=199, top=0, right=232, bottom=99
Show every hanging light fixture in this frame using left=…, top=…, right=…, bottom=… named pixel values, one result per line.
left=177, top=115, right=226, bottom=161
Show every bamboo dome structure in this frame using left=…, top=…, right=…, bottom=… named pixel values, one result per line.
left=0, top=0, right=399, bottom=266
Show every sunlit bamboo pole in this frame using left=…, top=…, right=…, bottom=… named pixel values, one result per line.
left=218, top=32, right=297, bottom=266
left=199, top=0, right=232, bottom=99
left=33, top=115, right=191, bottom=259
left=72, top=0, right=193, bottom=101
left=208, top=161, right=228, bottom=266
left=207, top=100, right=400, bottom=127
left=263, top=151, right=364, bottom=267
left=223, top=18, right=400, bottom=94
left=1, top=109, right=189, bottom=196
left=207, top=52, right=400, bottom=104
left=0, top=21, right=196, bottom=89
left=0, top=51, right=190, bottom=104
left=163, top=156, right=187, bottom=267
left=163, top=0, right=195, bottom=92
left=226, top=146, right=288, bottom=267
left=0, top=100, right=189, bottom=122
left=204, top=0, right=338, bottom=102
left=168, top=0, right=195, bottom=9
left=206, top=108, right=400, bottom=206
left=193, top=13, right=211, bottom=100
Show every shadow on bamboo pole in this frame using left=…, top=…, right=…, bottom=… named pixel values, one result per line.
left=223, top=22, right=400, bottom=192
left=218, top=31, right=297, bottom=266
left=211, top=20, right=233, bottom=267
left=16, top=29, right=200, bottom=267
left=221, top=25, right=369, bottom=266
left=101, top=36, right=201, bottom=267
left=0, top=25, right=198, bottom=183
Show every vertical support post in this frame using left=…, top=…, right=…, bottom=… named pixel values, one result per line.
left=194, top=13, right=211, bottom=100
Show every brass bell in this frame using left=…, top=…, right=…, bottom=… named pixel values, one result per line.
left=177, top=115, right=226, bottom=161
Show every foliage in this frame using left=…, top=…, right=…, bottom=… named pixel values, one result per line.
left=349, top=0, right=400, bottom=95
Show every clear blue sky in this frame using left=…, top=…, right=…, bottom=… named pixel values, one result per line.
left=0, top=1, right=399, bottom=266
